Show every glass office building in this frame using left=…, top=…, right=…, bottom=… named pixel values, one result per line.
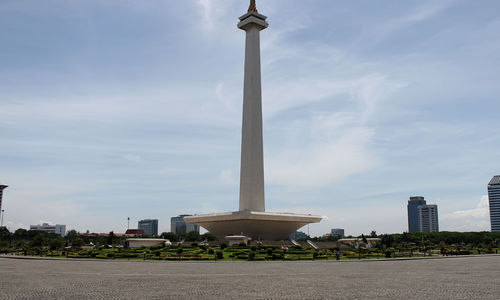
left=407, top=196, right=427, bottom=233
left=171, top=215, right=199, bottom=235
left=138, top=219, right=159, bottom=236
left=488, top=176, right=500, bottom=232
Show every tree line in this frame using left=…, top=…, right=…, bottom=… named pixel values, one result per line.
left=0, top=227, right=217, bottom=251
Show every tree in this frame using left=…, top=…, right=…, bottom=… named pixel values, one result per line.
left=49, top=238, right=64, bottom=251
left=185, top=231, right=201, bottom=242
left=65, top=230, right=78, bottom=243
left=201, top=232, right=217, bottom=241
left=31, top=233, right=46, bottom=248
left=13, top=228, right=28, bottom=240
left=107, top=231, right=115, bottom=245
left=402, top=232, right=409, bottom=242
left=370, top=231, right=377, bottom=237
left=71, top=238, right=84, bottom=247
left=0, top=227, right=11, bottom=244
left=160, top=232, right=178, bottom=242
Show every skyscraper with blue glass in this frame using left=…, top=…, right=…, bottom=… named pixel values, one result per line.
left=488, top=176, right=500, bottom=232
left=138, top=219, right=158, bottom=236
left=407, top=196, right=426, bottom=233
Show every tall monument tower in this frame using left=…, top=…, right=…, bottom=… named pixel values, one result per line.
left=185, top=1, right=322, bottom=240
left=0, top=184, right=7, bottom=226
left=238, top=1, right=268, bottom=212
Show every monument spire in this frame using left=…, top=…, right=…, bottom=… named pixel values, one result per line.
left=238, top=1, right=268, bottom=212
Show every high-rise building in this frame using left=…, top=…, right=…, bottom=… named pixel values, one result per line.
left=171, top=215, right=199, bottom=235
left=138, top=219, right=158, bottom=236
left=407, top=196, right=439, bottom=233
left=417, top=204, right=439, bottom=232
left=331, top=228, right=345, bottom=238
left=407, top=196, right=426, bottom=233
left=30, top=223, right=66, bottom=236
left=488, top=175, right=500, bottom=232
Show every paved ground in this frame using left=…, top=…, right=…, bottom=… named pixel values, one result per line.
left=0, top=255, right=499, bottom=299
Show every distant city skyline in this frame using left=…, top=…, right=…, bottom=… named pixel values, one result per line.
left=1, top=1, right=499, bottom=236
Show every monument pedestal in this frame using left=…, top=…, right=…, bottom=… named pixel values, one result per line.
left=184, top=211, right=321, bottom=240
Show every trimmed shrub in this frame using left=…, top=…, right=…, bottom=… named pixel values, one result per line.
left=272, top=253, right=283, bottom=260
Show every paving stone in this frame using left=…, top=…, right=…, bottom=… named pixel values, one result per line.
left=0, top=256, right=499, bottom=299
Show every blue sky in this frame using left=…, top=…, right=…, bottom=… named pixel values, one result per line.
left=1, top=0, right=499, bottom=236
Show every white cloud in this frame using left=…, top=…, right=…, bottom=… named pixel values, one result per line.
left=215, top=82, right=240, bottom=112
left=39, top=220, right=55, bottom=225
left=441, top=196, right=490, bottom=232
left=122, top=154, right=142, bottom=163
left=195, top=0, right=232, bottom=32
left=219, top=169, right=237, bottom=185
left=4, top=221, right=28, bottom=232
left=266, top=127, right=376, bottom=187
left=262, top=73, right=403, bottom=188
left=393, top=1, right=451, bottom=25
left=356, top=0, right=455, bottom=47
left=196, top=0, right=215, bottom=30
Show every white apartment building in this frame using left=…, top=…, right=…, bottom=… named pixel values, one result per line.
left=30, top=223, right=66, bottom=236
left=417, top=205, right=439, bottom=232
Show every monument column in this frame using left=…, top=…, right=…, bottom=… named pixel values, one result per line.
left=183, top=1, right=322, bottom=240
left=0, top=184, right=7, bottom=226
left=238, top=1, right=268, bottom=212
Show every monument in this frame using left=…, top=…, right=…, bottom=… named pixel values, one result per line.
left=0, top=184, right=7, bottom=226
left=184, top=0, right=322, bottom=240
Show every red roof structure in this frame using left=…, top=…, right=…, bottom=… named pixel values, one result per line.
left=125, top=229, right=145, bottom=235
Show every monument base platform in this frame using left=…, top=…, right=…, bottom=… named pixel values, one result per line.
left=184, top=211, right=322, bottom=240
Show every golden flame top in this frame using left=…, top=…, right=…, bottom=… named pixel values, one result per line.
left=248, top=0, right=258, bottom=13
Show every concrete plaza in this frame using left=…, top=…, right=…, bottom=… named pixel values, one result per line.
left=0, top=256, right=499, bottom=299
